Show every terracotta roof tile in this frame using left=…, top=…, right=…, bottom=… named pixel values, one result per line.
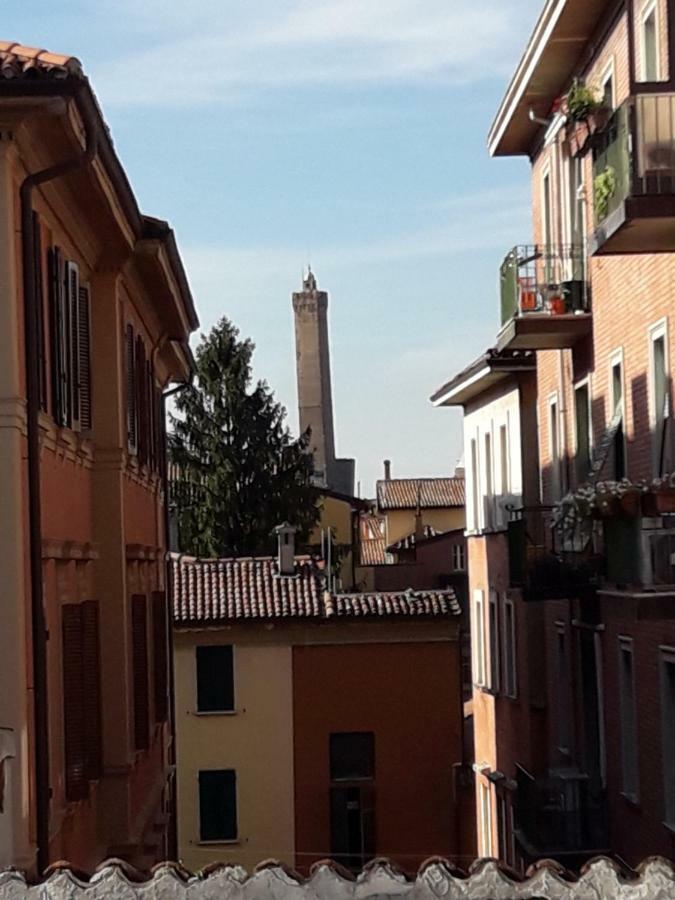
left=0, top=42, right=82, bottom=80
left=376, top=477, right=465, bottom=510
left=171, top=555, right=459, bottom=625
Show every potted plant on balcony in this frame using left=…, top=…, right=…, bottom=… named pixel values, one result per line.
left=594, top=166, right=617, bottom=221
left=564, top=80, right=610, bottom=157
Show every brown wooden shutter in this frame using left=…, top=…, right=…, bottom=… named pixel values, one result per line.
left=66, top=262, right=80, bottom=429
left=32, top=212, right=47, bottom=411
left=62, top=604, right=88, bottom=801
left=148, top=362, right=156, bottom=471
left=48, top=247, right=67, bottom=425
left=152, top=591, right=169, bottom=722
left=77, top=286, right=92, bottom=430
left=125, top=324, right=137, bottom=451
left=135, top=337, right=149, bottom=465
left=81, top=600, right=102, bottom=780
left=131, top=594, right=150, bottom=750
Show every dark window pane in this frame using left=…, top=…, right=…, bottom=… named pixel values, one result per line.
left=330, top=732, right=374, bottom=781
left=197, top=645, right=234, bottom=712
left=199, top=769, right=237, bottom=841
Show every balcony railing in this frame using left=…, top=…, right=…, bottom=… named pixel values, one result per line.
left=515, top=767, right=608, bottom=858
left=591, top=93, right=675, bottom=253
left=507, top=506, right=601, bottom=599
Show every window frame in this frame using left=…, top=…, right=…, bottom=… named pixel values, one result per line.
left=488, top=590, right=500, bottom=693
left=573, top=377, right=593, bottom=484
left=329, top=731, right=375, bottom=783
left=609, top=347, right=627, bottom=479
left=659, top=645, right=675, bottom=827
left=479, top=780, right=493, bottom=857
left=198, top=768, right=238, bottom=843
left=195, top=644, right=236, bottom=715
left=452, top=542, right=466, bottom=572
left=618, top=636, right=640, bottom=803
left=502, top=595, right=518, bottom=699
left=542, top=164, right=553, bottom=249
left=640, top=0, right=660, bottom=81
left=549, top=393, right=562, bottom=500
left=472, top=589, right=486, bottom=688
left=470, top=435, right=480, bottom=533
left=600, top=57, right=616, bottom=108
left=649, top=318, right=670, bottom=474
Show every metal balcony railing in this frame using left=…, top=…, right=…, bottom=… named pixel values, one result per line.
left=499, top=244, right=589, bottom=327
left=593, top=93, right=675, bottom=224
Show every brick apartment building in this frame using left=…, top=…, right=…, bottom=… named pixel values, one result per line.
left=434, top=0, right=675, bottom=871
left=171, top=526, right=474, bottom=875
left=0, top=43, right=197, bottom=872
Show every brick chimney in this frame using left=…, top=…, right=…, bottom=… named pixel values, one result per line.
left=384, top=459, right=391, bottom=481
left=274, top=522, right=297, bottom=575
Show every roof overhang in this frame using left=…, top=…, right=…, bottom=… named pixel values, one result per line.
left=488, top=0, right=612, bottom=157
left=431, top=351, right=536, bottom=407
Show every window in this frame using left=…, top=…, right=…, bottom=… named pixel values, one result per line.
left=48, top=249, right=92, bottom=431
left=497, top=793, right=509, bottom=863
left=452, top=543, right=465, bottom=572
left=566, top=155, right=585, bottom=257
left=503, top=596, right=517, bottom=698
left=601, top=60, right=615, bottom=108
left=611, top=353, right=626, bottom=479
left=619, top=638, right=639, bottom=800
left=660, top=647, right=675, bottom=825
left=479, top=781, right=493, bottom=857
left=473, top=590, right=486, bottom=687
left=549, top=396, right=562, bottom=500
left=642, top=1, right=659, bottom=80
left=131, top=594, right=149, bottom=751
left=196, top=645, right=235, bottom=713
left=488, top=591, right=500, bottom=692
left=484, top=431, right=493, bottom=528
left=650, top=323, right=670, bottom=474
left=499, top=424, right=509, bottom=495
left=62, top=601, right=102, bottom=801
left=330, top=732, right=374, bottom=781
left=574, top=381, right=592, bottom=485
left=199, top=770, right=237, bottom=841
left=470, top=437, right=480, bottom=530
left=556, top=625, right=572, bottom=753
left=542, top=170, right=552, bottom=248
left=125, top=324, right=162, bottom=469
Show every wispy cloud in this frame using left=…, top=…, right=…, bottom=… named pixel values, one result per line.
left=89, top=0, right=538, bottom=107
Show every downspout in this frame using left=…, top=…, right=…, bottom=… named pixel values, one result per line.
left=161, top=371, right=192, bottom=859
left=20, top=91, right=98, bottom=875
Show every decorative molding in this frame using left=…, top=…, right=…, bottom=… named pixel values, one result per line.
left=1, top=857, right=674, bottom=899
left=126, top=544, right=158, bottom=561
left=42, top=540, right=99, bottom=561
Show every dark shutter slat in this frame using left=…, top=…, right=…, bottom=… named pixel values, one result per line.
left=67, top=262, right=80, bottom=427
left=62, top=604, right=87, bottom=801
left=32, top=213, right=47, bottom=411
left=131, top=594, right=150, bottom=750
left=81, top=600, right=102, bottom=780
left=125, top=324, right=137, bottom=451
left=136, top=337, right=148, bottom=465
left=48, top=247, right=66, bottom=424
left=78, top=286, right=92, bottom=430
left=152, top=591, right=169, bottom=722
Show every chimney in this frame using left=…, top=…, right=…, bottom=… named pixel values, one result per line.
left=275, top=522, right=297, bottom=575
left=455, top=465, right=465, bottom=479
left=383, top=459, right=391, bottom=481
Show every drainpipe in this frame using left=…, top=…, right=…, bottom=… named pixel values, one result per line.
left=20, top=91, right=98, bottom=875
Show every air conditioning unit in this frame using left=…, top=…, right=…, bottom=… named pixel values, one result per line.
left=640, top=526, right=675, bottom=586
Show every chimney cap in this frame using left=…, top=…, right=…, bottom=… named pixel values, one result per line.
left=274, top=521, right=297, bottom=534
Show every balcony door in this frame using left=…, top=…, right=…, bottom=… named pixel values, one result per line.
left=566, top=155, right=586, bottom=284
left=329, top=732, right=375, bottom=870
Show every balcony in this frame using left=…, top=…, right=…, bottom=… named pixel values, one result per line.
left=497, top=245, right=592, bottom=351
left=507, top=506, right=601, bottom=600
left=591, top=93, right=675, bottom=254
left=515, top=767, right=608, bottom=864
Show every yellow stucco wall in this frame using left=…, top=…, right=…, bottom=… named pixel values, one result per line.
left=311, top=494, right=355, bottom=589
left=174, top=631, right=295, bottom=871
left=384, top=507, right=465, bottom=546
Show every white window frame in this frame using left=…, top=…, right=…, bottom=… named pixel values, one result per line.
left=609, top=347, right=628, bottom=477
left=502, top=595, right=518, bottom=699
left=640, top=0, right=661, bottom=81
left=649, top=318, right=670, bottom=473
left=618, top=635, right=639, bottom=802
left=488, top=590, right=500, bottom=693
left=470, top=435, right=480, bottom=533
left=472, top=589, right=486, bottom=688
left=479, top=780, right=493, bottom=857
left=549, top=393, right=561, bottom=499
left=541, top=164, right=553, bottom=248
left=484, top=428, right=494, bottom=530
left=659, top=645, right=675, bottom=827
left=573, top=376, right=593, bottom=482
left=600, top=57, right=616, bottom=108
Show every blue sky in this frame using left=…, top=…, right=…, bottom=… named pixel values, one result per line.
left=8, top=0, right=540, bottom=494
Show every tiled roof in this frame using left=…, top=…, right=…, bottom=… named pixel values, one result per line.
left=377, top=477, right=465, bottom=510
left=171, top=555, right=325, bottom=624
left=171, top=555, right=459, bottom=625
left=359, top=513, right=387, bottom=565
left=8, top=856, right=674, bottom=898
left=0, top=42, right=82, bottom=79
left=326, top=587, right=460, bottom=618
left=388, top=525, right=440, bottom=552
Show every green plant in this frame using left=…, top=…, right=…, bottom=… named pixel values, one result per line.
left=566, top=80, right=600, bottom=122
left=594, top=165, right=617, bottom=219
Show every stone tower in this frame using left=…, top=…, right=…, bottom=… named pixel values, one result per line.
left=292, top=269, right=354, bottom=495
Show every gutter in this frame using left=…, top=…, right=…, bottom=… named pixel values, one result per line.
left=19, top=87, right=98, bottom=875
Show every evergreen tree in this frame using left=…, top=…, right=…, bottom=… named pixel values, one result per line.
left=169, top=317, right=319, bottom=557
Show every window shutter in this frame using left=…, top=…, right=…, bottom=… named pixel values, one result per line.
left=81, top=600, right=102, bottom=780
left=152, top=591, right=169, bottom=722
left=131, top=594, right=150, bottom=750
left=66, top=261, right=80, bottom=429
left=62, top=604, right=88, bottom=801
left=136, top=336, right=149, bottom=465
left=125, top=324, right=137, bottom=452
left=199, top=770, right=237, bottom=841
left=148, top=362, right=156, bottom=471
left=48, top=247, right=67, bottom=425
left=77, top=286, right=92, bottom=430
left=156, top=388, right=167, bottom=479
left=32, top=213, right=47, bottom=411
